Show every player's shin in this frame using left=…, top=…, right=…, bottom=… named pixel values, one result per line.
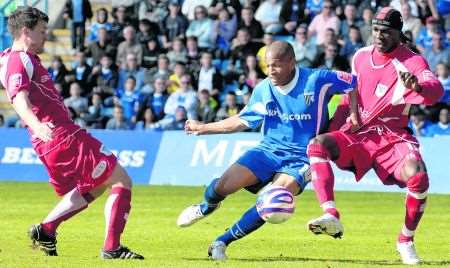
left=216, top=205, right=265, bottom=246
left=307, top=143, right=339, bottom=218
left=104, top=187, right=131, bottom=251
left=399, top=172, right=429, bottom=243
left=41, top=188, right=94, bottom=236
left=200, top=178, right=225, bottom=215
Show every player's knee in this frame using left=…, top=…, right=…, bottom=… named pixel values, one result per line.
left=105, top=164, right=133, bottom=189
left=406, top=171, right=429, bottom=194
left=307, top=142, right=331, bottom=161
left=272, top=176, right=301, bottom=195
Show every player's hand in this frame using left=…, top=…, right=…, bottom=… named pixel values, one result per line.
left=32, top=121, right=54, bottom=142
left=399, top=71, right=422, bottom=92
left=185, top=119, right=204, bottom=135
left=346, top=112, right=360, bottom=133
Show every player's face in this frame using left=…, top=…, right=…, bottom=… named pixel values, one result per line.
left=372, top=24, right=400, bottom=53
left=25, top=21, right=47, bottom=54
left=266, top=52, right=295, bottom=86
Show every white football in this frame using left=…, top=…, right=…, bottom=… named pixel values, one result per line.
left=256, top=185, right=295, bottom=224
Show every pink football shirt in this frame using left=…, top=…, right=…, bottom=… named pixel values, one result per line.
left=351, top=44, right=443, bottom=130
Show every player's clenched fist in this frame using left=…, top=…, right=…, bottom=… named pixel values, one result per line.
left=185, top=119, right=204, bottom=135
left=399, top=71, right=422, bottom=92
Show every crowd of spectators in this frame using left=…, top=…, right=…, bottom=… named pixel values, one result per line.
left=1, top=0, right=449, bottom=135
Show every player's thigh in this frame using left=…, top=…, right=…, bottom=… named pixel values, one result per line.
left=272, top=173, right=300, bottom=195
left=215, top=163, right=259, bottom=196
left=101, top=164, right=132, bottom=190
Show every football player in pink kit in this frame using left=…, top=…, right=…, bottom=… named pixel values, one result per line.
left=306, top=7, right=444, bottom=265
left=0, top=7, right=143, bottom=259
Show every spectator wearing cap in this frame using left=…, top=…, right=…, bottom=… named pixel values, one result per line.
left=416, top=17, right=447, bottom=53
left=308, top=0, right=341, bottom=46
left=161, top=1, right=189, bottom=49
left=400, top=2, right=422, bottom=40
left=182, top=0, right=213, bottom=21
left=291, top=24, right=317, bottom=67
left=88, top=8, right=113, bottom=42
left=279, top=0, right=308, bottom=34
left=186, top=5, right=215, bottom=49
left=237, top=6, right=264, bottom=41
left=136, top=19, right=161, bottom=45
left=63, top=0, right=93, bottom=50
left=254, top=0, right=283, bottom=34
left=427, top=108, right=450, bottom=136
left=424, top=33, right=449, bottom=73
left=85, top=27, right=117, bottom=66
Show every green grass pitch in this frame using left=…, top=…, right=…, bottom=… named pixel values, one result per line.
left=0, top=181, right=449, bottom=268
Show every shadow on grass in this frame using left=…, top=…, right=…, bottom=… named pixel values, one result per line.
left=184, top=256, right=450, bottom=266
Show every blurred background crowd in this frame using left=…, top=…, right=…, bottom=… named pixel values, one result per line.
left=0, top=0, right=448, bottom=136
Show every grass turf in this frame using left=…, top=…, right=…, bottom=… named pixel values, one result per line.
left=0, top=181, right=449, bottom=267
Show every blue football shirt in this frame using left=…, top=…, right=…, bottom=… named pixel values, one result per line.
left=239, top=67, right=356, bottom=154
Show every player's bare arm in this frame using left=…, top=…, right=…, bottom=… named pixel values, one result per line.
left=12, top=91, right=53, bottom=142
left=347, top=89, right=360, bottom=132
left=185, top=115, right=248, bottom=135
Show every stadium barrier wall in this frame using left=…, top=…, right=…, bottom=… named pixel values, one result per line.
left=0, top=128, right=449, bottom=194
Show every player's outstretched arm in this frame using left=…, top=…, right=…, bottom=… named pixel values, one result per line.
left=185, top=115, right=248, bottom=135
left=12, top=91, right=54, bottom=142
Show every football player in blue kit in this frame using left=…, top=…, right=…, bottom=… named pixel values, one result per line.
left=177, top=41, right=358, bottom=260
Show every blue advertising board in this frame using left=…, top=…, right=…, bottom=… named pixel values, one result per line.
left=0, top=128, right=449, bottom=194
left=0, top=128, right=162, bottom=184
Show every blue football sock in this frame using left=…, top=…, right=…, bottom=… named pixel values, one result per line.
left=200, top=178, right=225, bottom=215
left=216, top=205, right=265, bottom=246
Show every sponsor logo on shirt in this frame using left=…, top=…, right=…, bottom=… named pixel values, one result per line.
left=267, top=108, right=312, bottom=121
left=375, top=83, right=388, bottom=97
left=8, top=73, right=22, bottom=90
left=336, top=71, right=353, bottom=84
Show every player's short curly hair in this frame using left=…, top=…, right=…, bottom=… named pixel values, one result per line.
left=7, top=6, right=49, bottom=38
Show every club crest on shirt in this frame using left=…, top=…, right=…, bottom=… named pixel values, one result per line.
left=8, top=73, right=22, bottom=90
left=375, top=83, right=388, bottom=97
left=41, top=74, right=50, bottom=83
left=304, top=92, right=314, bottom=106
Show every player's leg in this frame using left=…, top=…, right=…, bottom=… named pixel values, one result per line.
left=395, top=154, right=429, bottom=265
left=307, top=133, right=344, bottom=238
left=177, top=148, right=274, bottom=227
left=209, top=173, right=302, bottom=260
left=99, top=164, right=144, bottom=259
left=177, top=163, right=259, bottom=227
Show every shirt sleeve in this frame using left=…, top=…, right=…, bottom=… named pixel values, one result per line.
left=325, top=70, right=357, bottom=95
left=4, top=52, right=34, bottom=102
left=238, top=84, right=265, bottom=129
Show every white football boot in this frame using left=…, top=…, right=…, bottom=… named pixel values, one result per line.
left=307, top=213, right=344, bottom=238
left=397, top=241, right=420, bottom=265
left=208, top=241, right=227, bottom=261
left=177, top=204, right=205, bottom=227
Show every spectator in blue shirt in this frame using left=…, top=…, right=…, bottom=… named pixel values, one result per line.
left=427, top=108, right=450, bottom=136
left=88, top=8, right=112, bottom=42
left=114, top=76, right=142, bottom=123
